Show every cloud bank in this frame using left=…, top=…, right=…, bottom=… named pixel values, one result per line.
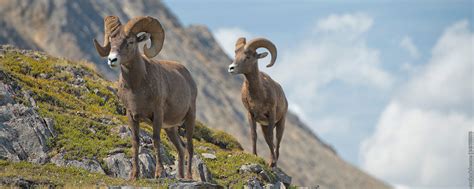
left=361, top=20, right=474, bottom=188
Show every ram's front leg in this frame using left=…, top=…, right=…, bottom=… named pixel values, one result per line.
left=152, top=110, right=167, bottom=178
left=247, top=111, right=258, bottom=155
left=128, top=113, right=140, bottom=180
left=261, top=112, right=277, bottom=167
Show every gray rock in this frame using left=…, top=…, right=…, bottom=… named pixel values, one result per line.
left=111, top=125, right=157, bottom=149
left=138, top=152, right=156, bottom=178
left=272, top=167, right=292, bottom=186
left=192, top=155, right=213, bottom=182
left=169, top=181, right=221, bottom=189
left=43, top=118, right=57, bottom=138
left=108, top=186, right=153, bottom=189
left=0, top=85, right=55, bottom=164
left=201, top=153, right=216, bottom=160
left=259, top=170, right=273, bottom=183
left=239, top=164, right=292, bottom=188
left=264, top=181, right=285, bottom=189
left=0, top=82, right=14, bottom=106
left=0, top=177, right=56, bottom=188
left=239, top=163, right=275, bottom=183
left=50, top=152, right=105, bottom=174
left=103, top=153, right=132, bottom=178
left=103, top=151, right=163, bottom=179
left=38, top=73, right=51, bottom=79
left=239, top=163, right=263, bottom=174
left=244, top=177, right=263, bottom=189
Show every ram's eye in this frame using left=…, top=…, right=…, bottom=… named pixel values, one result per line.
left=128, top=41, right=134, bottom=45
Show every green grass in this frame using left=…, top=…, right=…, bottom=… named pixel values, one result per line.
left=0, top=160, right=171, bottom=187
left=193, top=121, right=243, bottom=151
left=1, top=51, right=129, bottom=161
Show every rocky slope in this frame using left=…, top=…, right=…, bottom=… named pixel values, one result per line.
left=0, top=45, right=292, bottom=188
left=0, top=0, right=390, bottom=188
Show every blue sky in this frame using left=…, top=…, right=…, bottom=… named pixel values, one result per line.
left=164, top=1, right=473, bottom=188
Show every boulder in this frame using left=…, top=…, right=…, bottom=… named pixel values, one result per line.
left=0, top=82, right=55, bottom=164
left=264, top=181, right=285, bottom=189
left=272, top=167, right=292, bottom=186
left=239, top=163, right=263, bottom=174
left=103, top=153, right=132, bottom=179
left=192, top=155, right=213, bottom=182
left=244, top=177, right=263, bottom=189
left=169, top=180, right=221, bottom=189
left=0, top=82, right=14, bottom=106
left=50, top=151, right=105, bottom=174
left=0, top=177, right=56, bottom=188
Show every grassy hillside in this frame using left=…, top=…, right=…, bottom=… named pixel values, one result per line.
left=0, top=46, right=280, bottom=187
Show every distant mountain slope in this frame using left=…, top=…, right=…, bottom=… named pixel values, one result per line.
left=0, top=0, right=390, bottom=187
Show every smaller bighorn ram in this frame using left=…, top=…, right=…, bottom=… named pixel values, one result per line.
left=93, top=16, right=197, bottom=180
left=228, top=37, right=288, bottom=167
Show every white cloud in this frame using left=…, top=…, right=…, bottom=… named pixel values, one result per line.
left=316, top=12, right=373, bottom=35
left=360, top=20, right=474, bottom=188
left=400, top=36, right=420, bottom=59
left=214, top=27, right=252, bottom=57
left=399, top=21, right=473, bottom=112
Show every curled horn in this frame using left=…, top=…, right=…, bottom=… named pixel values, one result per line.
left=93, top=16, right=121, bottom=57
left=235, top=37, right=246, bottom=53
left=124, top=16, right=165, bottom=58
left=244, top=38, right=277, bottom=67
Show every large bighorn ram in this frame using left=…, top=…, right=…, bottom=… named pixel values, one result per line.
left=228, top=37, right=288, bottom=167
left=93, top=16, right=197, bottom=180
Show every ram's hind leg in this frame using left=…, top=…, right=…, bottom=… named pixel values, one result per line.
left=261, top=124, right=277, bottom=167
left=183, top=108, right=195, bottom=180
left=275, top=116, right=286, bottom=162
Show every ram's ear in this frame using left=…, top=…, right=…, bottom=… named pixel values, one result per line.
left=257, top=52, right=268, bottom=59
left=137, top=33, right=150, bottom=43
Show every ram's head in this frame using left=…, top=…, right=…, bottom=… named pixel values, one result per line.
left=93, top=16, right=165, bottom=67
left=228, top=37, right=277, bottom=74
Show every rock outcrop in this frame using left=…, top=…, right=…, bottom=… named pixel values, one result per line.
left=0, top=80, right=55, bottom=164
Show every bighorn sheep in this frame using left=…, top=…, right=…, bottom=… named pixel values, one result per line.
left=93, top=16, right=197, bottom=180
left=228, top=37, right=288, bottom=167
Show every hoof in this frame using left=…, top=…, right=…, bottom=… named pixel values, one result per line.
left=185, top=174, right=193, bottom=180
left=128, top=175, right=138, bottom=181
left=269, top=161, right=277, bottom=168
left=155, top=170, right=168, bottom=179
